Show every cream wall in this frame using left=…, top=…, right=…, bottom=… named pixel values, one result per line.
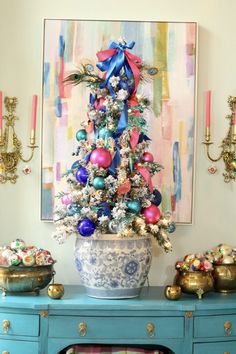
left=0, top=0, right=235, bottom=285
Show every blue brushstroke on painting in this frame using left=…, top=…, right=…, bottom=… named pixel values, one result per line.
left=43, top=63, right=50, bottom=98
left=121, top=22, right=145, bottom=56
left=173, top=142, right=182, bottom=202
left=167, top=29, right=175, bottom=71
left=59, top=35, right=65, bottom=58
left=55, top=96, right=62, bottom=117
left=187, top=117, right=194, bottom=170
left=41, top=188, right=53, bottom=220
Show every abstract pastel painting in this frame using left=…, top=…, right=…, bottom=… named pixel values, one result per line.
left=41, top=19, right=197, bottom=223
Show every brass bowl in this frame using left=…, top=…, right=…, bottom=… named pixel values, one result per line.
left=47, top=283, right=64, bottom=299
left=213, top=264, right=236, bottom=293
left=0, top=265, right=54, bottom=294
left=174, top=270, right=214, bottom=299
left=164, top=284, right=182, bottom=300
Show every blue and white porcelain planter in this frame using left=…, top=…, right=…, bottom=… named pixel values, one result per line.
left=74, top=234, right=152, bottom=299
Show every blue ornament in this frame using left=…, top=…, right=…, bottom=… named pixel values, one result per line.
left=77, top=218, right=96, bottom=237
left=93, top=176, right=105, bottom=190
left=67, top=203, right=81, bottom=216
left=98, top=127, right=113, bottom=139
left=97, top=202, right=111, bottom=218
left=167, top=222, right=176, bottom=233
left=127, top=200, right=141, bottom=214
left=152, top=189, right=162, bottom=206
left=76, top=129, right=87, bottom=141
left=71, top=160, right=80, bottom=169
left=75, top=167, right=88, bottom=184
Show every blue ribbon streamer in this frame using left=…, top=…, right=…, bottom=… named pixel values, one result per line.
left=97, top=41, right=135, bottom=94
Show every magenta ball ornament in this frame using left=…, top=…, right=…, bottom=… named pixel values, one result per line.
left=61, top=194, right=72, bottom=205
left=141, top=151, right=154, bottom=163
left=90, top=148, right=112, bottom=168
left=142, top=204, right=161, bottom=224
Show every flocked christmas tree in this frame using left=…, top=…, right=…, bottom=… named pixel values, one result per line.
left=53, top=39, right=175, bottom=252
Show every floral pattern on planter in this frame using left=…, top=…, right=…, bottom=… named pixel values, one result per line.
left=74, top=235, right=152, bottom=298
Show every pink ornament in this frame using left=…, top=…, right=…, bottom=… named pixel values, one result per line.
left=61, top=194, right=72, bottom=205
left=142, top=204, right=161, bottom=224
left=90, top=148, right=112, bottom=168
left=141, top=152, right=154, bottom=162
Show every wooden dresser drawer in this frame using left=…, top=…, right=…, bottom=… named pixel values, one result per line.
left=194, top=341, right=236, bottom=354
left=194, top=314, right=236, bottom=338
left=0, top=313, right=39, bottom=337
left=0, top=339, right=38, bottom=354
left=49, top=316, right=184, bottom=339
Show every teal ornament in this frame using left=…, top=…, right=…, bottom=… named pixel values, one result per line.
left=98, top=127, right=113, bottom=139
left=93, top=176, right=105, bottom=190
left=76, top=129, right=87, bottom=141
left=167, top=222, right=176, bottom=233
left=67, top=203, right=81, bottom=216
left=127, top=200, right=141, bottom=214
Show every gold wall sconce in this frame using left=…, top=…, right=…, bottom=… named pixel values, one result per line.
left=203, top=93, right=236, bottom=182
left=0, top=94, right=38, bottom=183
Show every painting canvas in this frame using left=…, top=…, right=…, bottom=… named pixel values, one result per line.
left=41, top=19, right=197, bottom=223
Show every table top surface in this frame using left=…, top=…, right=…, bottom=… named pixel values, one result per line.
left=0, top=285, right=236, bottom=312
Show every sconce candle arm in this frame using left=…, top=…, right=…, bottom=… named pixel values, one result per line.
left=19, top=145, right=38, bottom=163
left=203, top=141, right=223, bottom=162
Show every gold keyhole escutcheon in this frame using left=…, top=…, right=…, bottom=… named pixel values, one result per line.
left=78, top=322, right=87, bottom=336
left=2, top=320, right=10, bottom=334
left=146, top=322, right=155, bottom=337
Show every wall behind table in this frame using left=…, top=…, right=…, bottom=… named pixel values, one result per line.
left=0, top=0, right=235, bottom=285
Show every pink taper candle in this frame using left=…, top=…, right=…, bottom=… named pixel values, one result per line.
left=0, top=91, right=2, bottom=130
left=205, top=90, right=211, bottom=129
left=31, top=95, right=38, bottom=131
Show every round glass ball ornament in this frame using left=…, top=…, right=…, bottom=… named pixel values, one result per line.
left=77, top=218, right=96, bottom=237
left=61, top=194, right=72, bottom=205
left=67, top=203, right=81, bottom=216
left=75, top=167, right=89, bottom=184
left=127, top=200, right=141, bottom=214
left=93, top=176, right=105, bottom=190
left=141, top=151, right=154, bottom=162
left=152, top=189, right=162, bottom=206
left=98, top=127, right=113, bottom=139
left=167, top=222, right=176, bottom=233
left=90, top=148, right=112, bottom=168
left=142, top=204, right=161, bottom=224
left=76, top=129, right=87, bottom=141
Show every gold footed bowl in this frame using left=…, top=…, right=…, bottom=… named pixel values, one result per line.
left=47, top=283, right=64, bottom=299
left=213, top=264, right=236, bottom=293
left=0, top=265, right=54, bottom=295
left=174, top=270, right=214, bottom=299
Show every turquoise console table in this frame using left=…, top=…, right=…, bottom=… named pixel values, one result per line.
left=0, top=285, right=236, bottom=354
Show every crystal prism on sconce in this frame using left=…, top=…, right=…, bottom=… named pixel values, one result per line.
left=0, top=95, right=38, bottom=183
left=203, top=94, right=236, bottom=183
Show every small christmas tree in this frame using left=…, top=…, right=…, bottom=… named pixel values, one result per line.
left=53, top=39, right=175, bottom=252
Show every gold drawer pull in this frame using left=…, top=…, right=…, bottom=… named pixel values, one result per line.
left=224, top=352, right=230, bottom=354
left=78, top=322, right=87, bottom=336
left=224, top=320, right=232, bottom=336
left=2, top=351, right=10, bottom=354
left=146, top=322, right=155, bottom=337
left=2, top=320, right=10, bottom=334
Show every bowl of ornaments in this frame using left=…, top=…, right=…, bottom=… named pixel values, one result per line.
left=205, top=243, right=236, bottom=293
left=174, top=253, right=214, bottom=298
left=0, top=238, right=55, bottom=295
